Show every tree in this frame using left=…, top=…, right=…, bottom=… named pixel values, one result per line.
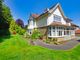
left=2, top=4, right=13, bottom=24
left=9, top=20, right=26, bottom=35
left=9, top=20, right=16, bottom=34
left=0, top=4, right=13, bottom=28
left=16, top=19, right=24, bottom=28
left=0, top=0, right=3, bottom=13
left=0, top=0, right=4, bottom=27
left=0, top=0, right=13, bottom=36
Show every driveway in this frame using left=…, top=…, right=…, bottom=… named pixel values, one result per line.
left=34, top=40, right=80, bottom=50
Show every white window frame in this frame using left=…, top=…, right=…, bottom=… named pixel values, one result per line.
left=48, top=26, right=75, bottom=38
left=48, top=26, right=63, bottom=37
left=54, top=15, right=61, bottom=22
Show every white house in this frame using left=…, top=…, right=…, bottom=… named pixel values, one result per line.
left=27, top=3, right=78, bottom=41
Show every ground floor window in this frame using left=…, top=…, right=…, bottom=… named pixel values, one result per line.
left=48, top=27, right=52, bottom=36
left=64, top=30, right=66, bottom=35
left=48, top=26, right=75, bottom=37
left=67, top=30, right=69, bottom=35
left=58, top=31, right=62, bottom=36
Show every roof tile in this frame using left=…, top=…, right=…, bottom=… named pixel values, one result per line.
left=32, top=14, right=39, bottom=18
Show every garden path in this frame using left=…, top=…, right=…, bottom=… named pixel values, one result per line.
left=34, top=39, right=80, bottom=50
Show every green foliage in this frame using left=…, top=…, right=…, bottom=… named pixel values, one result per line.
left=2, top=4, right=13, bottom=24
left=0, top=0, right=3, bottom=14
left=0, top=29, right=10, bottom=36
left=9, top=20, right=26, bottom=35
left=24, top=32, right=30, bottom=38
left=44, top=39, right=50, bottom=43
left=44, top=38, right=59, bottom=45
left=0, top=1, right=13, bottom=36
left=31, top=29, right=43, bottom=39
left=9, top=20, right=17, bottom=34
left=52, top=38, right=59, bottom=45
left=18, top=28, right=26, bottom=35
left=51, top=38, right=58, bottom=42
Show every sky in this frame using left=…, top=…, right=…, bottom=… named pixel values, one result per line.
left=4, top=0, right=80, bottom=26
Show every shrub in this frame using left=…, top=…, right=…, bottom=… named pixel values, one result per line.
left=0, top=29, right=10, bottom=36
left=44, top=38, right=59, bottom=45
left=45, top=39, right=50, bottom=43
left=9, top=20, right=26, bottom=35
left=31, top=29, right=43, bottom=40
left=9, top=20, right=17, bottom=34
left=18, top=28, right=26, bottom=35
left=24, top=32, right=30, bottom=38
left=52, top=38, right=59, bottom=45
left=12, top=30, right=16, bottom=35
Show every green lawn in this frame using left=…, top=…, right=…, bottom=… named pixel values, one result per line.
left=0, top=35, right=80, bottom=60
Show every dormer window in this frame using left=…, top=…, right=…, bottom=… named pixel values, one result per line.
left=54, top=15, right=61, bottom=22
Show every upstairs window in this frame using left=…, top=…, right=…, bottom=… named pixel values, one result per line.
left=54, top=15, right=61, bottom=22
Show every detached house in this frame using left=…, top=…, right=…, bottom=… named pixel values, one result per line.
left=27, top=3, right=78, bottom=41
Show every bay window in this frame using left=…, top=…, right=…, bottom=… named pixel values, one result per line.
left=48, top=26, right=75, bottom=37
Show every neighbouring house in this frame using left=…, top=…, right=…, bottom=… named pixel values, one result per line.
left=27, top=3, right=79, bottom=41
left=75, top=29, right=80, bottom=36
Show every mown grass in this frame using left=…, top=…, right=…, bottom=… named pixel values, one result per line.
left=0, top=35, right=80, bottom=60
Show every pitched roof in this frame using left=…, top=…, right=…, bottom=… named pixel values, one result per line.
left=75, top=30, right=80, bottom=34
left=65, top=18, right=72, bottom=22
left=30, top=3, right=60, bottom=19
left=32, top=14, right=39, bottom=18
left=71, top=23, right=79, bottom=27
left=30, top=3, right=72, bottom=22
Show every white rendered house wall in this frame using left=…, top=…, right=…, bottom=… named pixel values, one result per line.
left=47, top=8, right=67, bottom=25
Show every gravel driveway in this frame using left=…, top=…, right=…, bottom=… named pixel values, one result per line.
left=34, top=40, right=80, bottom=50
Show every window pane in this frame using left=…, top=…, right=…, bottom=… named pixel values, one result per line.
left=48, top=27, right=51, bottom=36
left=58, top=31, right=62, bottom=36
left=54, top=15, right=61, bottom=22
left=53, top=27, right=55, bottom=29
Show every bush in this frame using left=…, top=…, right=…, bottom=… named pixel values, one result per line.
left=12, top=30, right=16, bottom=35
left=31, top=29, right=43, bottom=40
left=52, top=38, right=58, bottom=45
left=24, top=32, right=30, bottom=38
left=0, top=29, right=10, bottom=36
left=18, top=28, right=26, bottom=35
left=45, top=39, right=50, bottom=43
left=44, top=38, right=59, bottom=45
left=9, top=20, right=26, bottom=35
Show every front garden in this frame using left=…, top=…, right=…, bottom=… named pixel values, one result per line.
left=0, top=35, right=80, bottom=60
